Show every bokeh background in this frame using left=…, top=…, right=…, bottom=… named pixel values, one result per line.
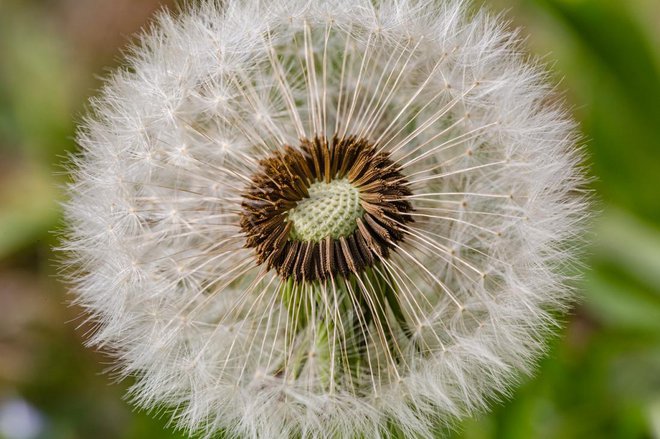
left=0, top=0, right=658, bottom=438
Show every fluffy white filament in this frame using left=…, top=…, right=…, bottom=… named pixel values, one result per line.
left=62, top=0, right=588, bottom=437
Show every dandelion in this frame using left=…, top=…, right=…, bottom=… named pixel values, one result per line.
left=62, top=0, right=588, bottom=437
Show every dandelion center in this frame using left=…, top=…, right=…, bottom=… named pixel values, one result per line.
left=288, top=178, right=364, bottom=242
left=240, top=135, right=414, bottom=283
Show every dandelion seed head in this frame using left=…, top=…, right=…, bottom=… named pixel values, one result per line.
left=61, top=0, right=589, bottom=437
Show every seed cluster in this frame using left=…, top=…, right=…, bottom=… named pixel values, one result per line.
left=240, top=135, right=413, bottom=283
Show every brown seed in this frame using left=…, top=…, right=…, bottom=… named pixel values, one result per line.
left=240, top=135, right=414, bottom=283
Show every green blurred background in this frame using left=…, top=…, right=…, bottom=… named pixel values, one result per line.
left=0, top=0, right=658, bottom=438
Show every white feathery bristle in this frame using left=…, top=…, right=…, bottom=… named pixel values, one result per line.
left=61, top=0, right=589, bottom=438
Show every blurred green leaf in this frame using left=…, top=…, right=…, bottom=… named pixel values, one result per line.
left=583, top=210, right=660, bottom=333
left=597, top=210, right=660, bottom=290
left=535, top=0, right=660, bottom=120
left=532, top=0, right=660, bottom=222
left=586, top=269, right=660, bottom=333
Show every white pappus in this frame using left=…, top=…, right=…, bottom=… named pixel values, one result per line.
left=61, top=0, right=589, bottom=438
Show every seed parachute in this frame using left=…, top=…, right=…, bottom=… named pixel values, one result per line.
left=61, top=1, right=589, bottom=438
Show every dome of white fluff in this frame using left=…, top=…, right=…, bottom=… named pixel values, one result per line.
left=62, top=0, right=588, bottom=438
